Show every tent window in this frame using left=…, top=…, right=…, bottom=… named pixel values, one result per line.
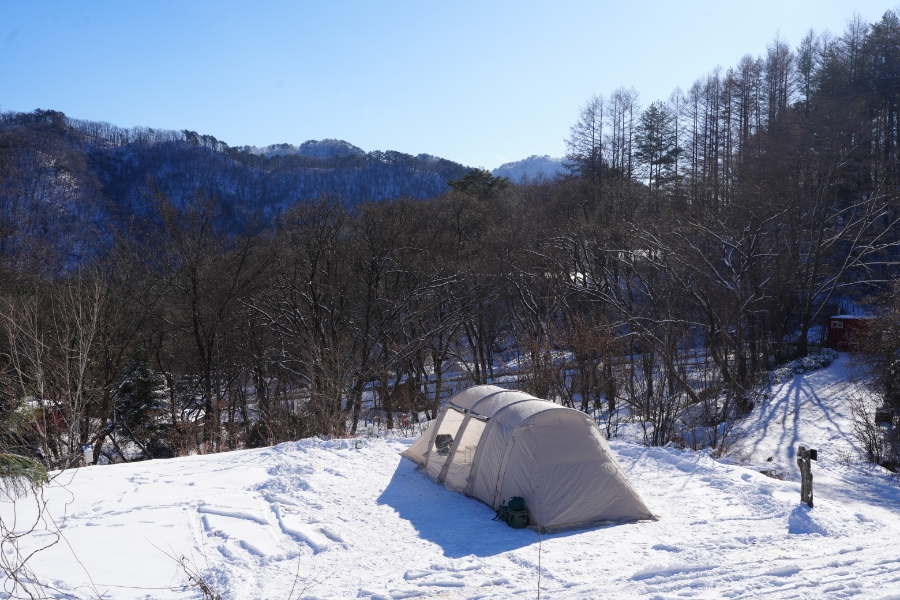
left=425, top=407, right=466, bottom=478
left=443, top=417, right=488, bottom=492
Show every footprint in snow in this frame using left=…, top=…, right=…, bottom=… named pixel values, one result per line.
left=273, top=504, right=338, bottom=553
left=199, top=510, right=292, bottom=561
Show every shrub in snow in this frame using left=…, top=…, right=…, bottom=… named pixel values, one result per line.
left=768, top=348, right=838, bottom=384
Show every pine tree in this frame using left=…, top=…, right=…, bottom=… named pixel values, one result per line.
left=635, top=101, right=681, bottom=194
left=447, top=168, right=510, bottom=200
left=116, top=356, right=168, bottom=455
left=0, top=403, right=47, bottom=497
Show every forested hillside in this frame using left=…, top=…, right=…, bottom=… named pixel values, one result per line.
left=1, top=10, right=899, bottom=472
left=0, top=110, right=469, bottom=266
left=491, top=155, right=565, bottom=183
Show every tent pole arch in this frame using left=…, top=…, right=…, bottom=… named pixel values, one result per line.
left=423, top=386, right=499, bottom=472
left=437, top=413, right=488, bottom=483
left=485, top=405, right=567, bottom=509
left=435, top=390, right=509, bottom=483
left=435, top=391, right=506, bottom=483
left=404, top=385, right=506, bottom=472
left=491, top=425, right=530, bottom=508
left=464, top=398, right=534, bottom=498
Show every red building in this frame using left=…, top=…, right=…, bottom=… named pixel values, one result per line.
left=827, top=315, right=870, bottom=350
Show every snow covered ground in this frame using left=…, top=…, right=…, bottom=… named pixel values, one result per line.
left=4, top=355, right=900, bottom=599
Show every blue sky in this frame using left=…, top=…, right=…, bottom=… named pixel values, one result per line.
left=1, top=1, right=896, bottom=169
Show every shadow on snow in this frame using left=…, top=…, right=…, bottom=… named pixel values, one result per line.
left=377, top=456, right=597, bottom=558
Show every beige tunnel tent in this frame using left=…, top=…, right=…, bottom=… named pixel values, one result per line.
left=401, top=385, right=654, bottom=531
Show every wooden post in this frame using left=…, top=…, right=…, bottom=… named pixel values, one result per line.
left=797, top=445, right=813, bottom=508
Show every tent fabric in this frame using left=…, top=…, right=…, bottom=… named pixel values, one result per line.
left=401, top=384, right=654, bottom=531
left=400, top=385, right=506, bottom=469
left=441, top=390, right=534, bottom=491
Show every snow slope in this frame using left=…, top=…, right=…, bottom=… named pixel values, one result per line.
left=249, top=140, right=366, bottom=158
left=492, top=155, right=565, bottom=183
left=4, top=356, right=900, bottom=599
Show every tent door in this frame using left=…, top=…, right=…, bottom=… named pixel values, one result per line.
left=464, top=398, right=533, bottom=498
left=439, top=415, right=488, bottom=492
left=491, top=427, right=527, bottom=509
left=437, top=413, right=472, bottom=483
left=424, top=406, right=466, bottom=481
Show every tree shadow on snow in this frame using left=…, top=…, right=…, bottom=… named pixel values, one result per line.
left=741, top=372, right=847, bottom=474
left=377, top=457, right=585, bottom=558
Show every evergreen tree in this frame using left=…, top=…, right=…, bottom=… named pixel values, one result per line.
left=635, top=101, right=681, bottom=193
left=0, top=402, right=47, bottom=497
left=116, top=356, right=168, bottom=454
left=867, top=11, right=900, bottom=171
left=447, top=168, right=510, bottom=200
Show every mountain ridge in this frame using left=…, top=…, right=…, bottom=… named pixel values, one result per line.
left=245, top=139, right=366, bottom=158
left=492, top=154, right=565, bottom=183
left=0, top=109, right=473, bottom=264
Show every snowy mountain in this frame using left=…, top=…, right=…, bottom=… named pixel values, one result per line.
left=0, top=110, right=472, bottom=262
left=297, top=138, right=365, bottom=157
left=492, top=155, right=566, bottom=183
left=6, top=355, right=900, bottom=598
left=248, top=139, right=366, bottom=158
